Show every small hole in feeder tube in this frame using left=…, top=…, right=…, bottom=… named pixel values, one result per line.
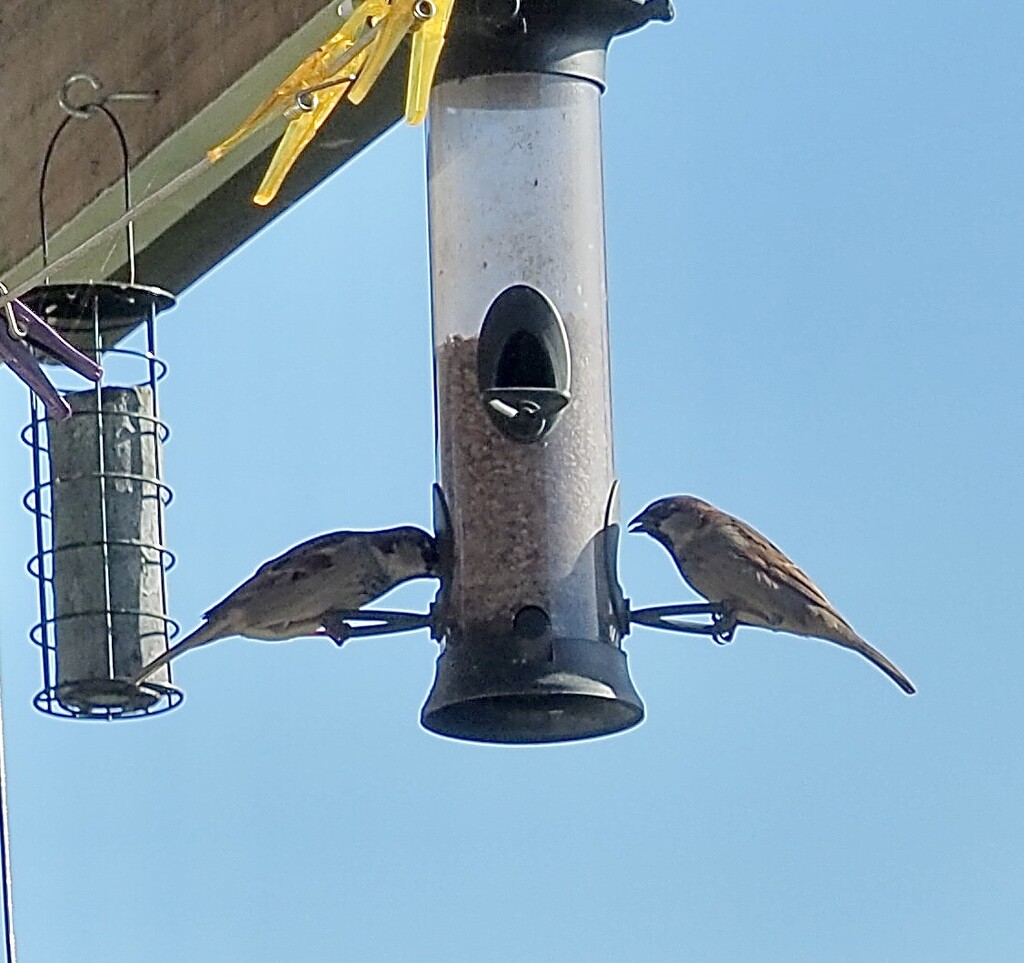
left=513, top=605, right=551, bottom=639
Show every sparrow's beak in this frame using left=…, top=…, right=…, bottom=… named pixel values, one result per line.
left=628, top=512, right=648, bottom=534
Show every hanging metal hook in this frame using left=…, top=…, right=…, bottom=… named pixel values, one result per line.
left=42, top=74, right=158, bottom=285
left=58, top=74, right=101, bottom=119
left=58, top=73, right=158, bottom=120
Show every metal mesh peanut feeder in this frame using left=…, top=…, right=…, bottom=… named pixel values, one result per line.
left=21, top=94, right=181, bottom=719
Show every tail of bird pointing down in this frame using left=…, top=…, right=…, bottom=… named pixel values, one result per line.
left=131, top=622, right=222, bottom=686
left=836, top=629, right=916, bottom=695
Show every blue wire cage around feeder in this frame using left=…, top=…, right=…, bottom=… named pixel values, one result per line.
left=20, top=94, right=182, bottom=719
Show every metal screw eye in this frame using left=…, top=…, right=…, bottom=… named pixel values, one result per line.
left=58, top=73, right=102, bottom=119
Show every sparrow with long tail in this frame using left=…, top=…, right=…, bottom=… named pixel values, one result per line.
left=629, top=496, right=915, bottom=694
left=132, top=526, right=437, bottom=684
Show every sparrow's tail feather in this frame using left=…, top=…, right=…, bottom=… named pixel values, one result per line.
left=131, top=622, right=224, bottom=685
left=831, top=628, right=916, bottom=695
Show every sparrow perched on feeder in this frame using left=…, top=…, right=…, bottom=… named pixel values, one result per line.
left=629, top=496, right=915, bottom=694
left=132, top=526, right=438, bottom=683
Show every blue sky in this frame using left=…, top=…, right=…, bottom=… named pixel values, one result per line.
left=2, top=2, right=1023, bottom=960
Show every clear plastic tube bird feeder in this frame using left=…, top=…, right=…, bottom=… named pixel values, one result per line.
left=421, top=0, right=671, bottom=741
left=21, top=92, right=181, bottom=718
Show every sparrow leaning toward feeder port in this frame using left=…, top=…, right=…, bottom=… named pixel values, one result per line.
left=629, top=496, right=915, bottom=694
left=132, top=526, right=438, bottom=684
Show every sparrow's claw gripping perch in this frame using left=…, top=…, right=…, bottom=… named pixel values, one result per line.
left=321, top=613, right=354, bottom=646
left=710, top=610, right=738, bottom=645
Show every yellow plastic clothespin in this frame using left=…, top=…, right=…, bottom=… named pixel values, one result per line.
left=340, top=0, right=456, bottom=120
left=405, top=0, right=456, bottom=124
left=252, top=45, right=372, bottom=205
left=345, top=1, right=419, bottom=107
left=207, top=0, right=388, bottom=165
left=209, top=0, right=456, bottom=206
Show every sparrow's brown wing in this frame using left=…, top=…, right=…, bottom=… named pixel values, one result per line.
left=202, top=532, right=355, bottom=622
left=721, top=515, right=840, bottom=613
left=683, top=508, right=915, bottom=694
left=133, top=535, right=358, bottom=684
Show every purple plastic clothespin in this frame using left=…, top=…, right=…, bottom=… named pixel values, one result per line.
left=0, top=284, right=102, bottom=421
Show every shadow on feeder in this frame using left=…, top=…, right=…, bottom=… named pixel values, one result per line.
left=21, top=80, right=181, bottom=719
